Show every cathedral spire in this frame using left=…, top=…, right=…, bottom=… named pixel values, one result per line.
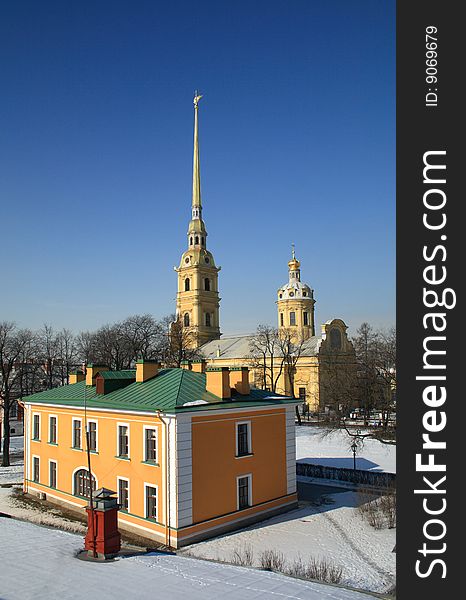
left=192, top=91, right=203, bottom=215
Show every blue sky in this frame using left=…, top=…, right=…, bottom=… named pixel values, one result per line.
left=0, top=0, right=395, bottom=335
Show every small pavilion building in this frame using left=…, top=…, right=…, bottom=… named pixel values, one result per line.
left=22, top=361, right=298, bottom=548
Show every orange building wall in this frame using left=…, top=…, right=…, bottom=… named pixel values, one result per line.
left=25, top=405, right=165, bottom=529
left=191, top=408, right=287, bottom=524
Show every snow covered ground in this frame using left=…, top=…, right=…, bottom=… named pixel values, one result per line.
left=182, top=488, right=395, bottom=594
left=296, top=427, right=396, bottom=474
left=9, top=435, right=24, bottom=454
left=0, top=431, right=395, bottom=595
left=0, top=518, right=378, bottom=600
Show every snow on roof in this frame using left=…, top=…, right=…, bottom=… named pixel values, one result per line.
left=200, top=334, right=322, bottom=359
left=1, top=517, right=374, bottom=600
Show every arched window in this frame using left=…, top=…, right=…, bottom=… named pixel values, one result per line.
left=184, top=278, right=190, bottom=291
left=74, top=469, right=96, bottom=498
left=184, top=313, right=190, bottom=327
left=330, top=328, right=342, bottom=350
left=204, top=278, right=210, bottom=291
left=195, top=236, right=199, bottom=245
left=205, top=313, right=211, bottom=327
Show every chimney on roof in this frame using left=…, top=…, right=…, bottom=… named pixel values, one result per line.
left=191, top=359, right=206, bottom=373
left=229, top=367, right=251, bottom=396
left=69, top=370, right=85, bottom=385
left=86, top=364, right=108, bottom=386
left=206, top=367, right=231, bottom=399
left=136, top=359, right=160, bottom=382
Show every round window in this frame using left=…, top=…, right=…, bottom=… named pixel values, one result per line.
left=205, top=257, right=210, bottom=263
left=185, top=257, right=190, bottom=264
left=289, top=291, right=294, bottom=297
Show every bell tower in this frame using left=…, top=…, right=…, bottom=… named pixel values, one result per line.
left=277, top=246, right=315, bottom=340
left=174, top=93, right=221, bottom=348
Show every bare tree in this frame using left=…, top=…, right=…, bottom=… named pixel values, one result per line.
left=320, top=323, right=396, bottom=445
left=56, top=328, right=78, bottom=385
left=0, top=322, right=35, bottom=466
left=76, top=330, right=97, bottom=366
left=121, top=314, right=164, bottom=361
left=278, top=328, right=307, bottom=424
left=164, top=314, right=200, bottom=367
left=38, top=324, right=60, bottom=389
left=91, top=322, right=132, bottom=370
left=248, top=325, right=285, bottom=392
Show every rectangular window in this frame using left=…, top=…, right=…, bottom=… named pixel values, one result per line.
left=144, top=428, right=157, bottom=462
left=303, top=312, right=309, bottom=326
left=118, top=425, right=129, bottom=458
left=49, top=461, right=57, bottom=488
left=236, top=423, right=250, bottom=456
left=32, top=414, right=40, bottom=440
left=289, top=311, right=296, bottom=326
left=299, top=387, right=306, bottom=401
left=238, top=475, right=251, bottom=510
left=72, top=419, right=81, bottom=449
left=49, top=416, right=57, bottom=444
left=145, top=485, right=157, bottom=520
left=88, top=421, right=97, bottom=452
left=280, top=313, right=284, bottom=327
left=33, top=456, right=40, bottom=483
left=118, top=478, right=129, bottom=512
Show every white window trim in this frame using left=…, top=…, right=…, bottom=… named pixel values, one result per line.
left=143, top=425, right=158, bottom=463
left=72, top=417, right=83, bottom=450
left=32, top=412, right=41, bottom=441
left=236, top=473, right=252, bottom=511
left=235, top=420, right=252, bottom=457
left=48, top=414, right=58, bottom=444
left=71, top=466, right=98, bottom=497
left=87, top=419, right=98, bottom=453
left=117, top=476, right=130, bottom=513
left=48, top=459, right=57, bottom=488
left=144, top=482, right=158, bottom=522
left=116, top=422, right=130, bottom=458
left=32, top=454, right=40, bottom=483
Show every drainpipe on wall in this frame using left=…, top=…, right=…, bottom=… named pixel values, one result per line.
left=18, top=401, right=27, bottom=494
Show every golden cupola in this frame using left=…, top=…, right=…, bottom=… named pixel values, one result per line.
left=277, top=246, right=315, bottom=340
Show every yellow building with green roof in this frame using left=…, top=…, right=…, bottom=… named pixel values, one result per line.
left=22, top=361, right=298, bottom=548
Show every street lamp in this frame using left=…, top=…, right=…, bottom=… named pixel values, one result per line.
left=351, top=439, right=358, bottom=470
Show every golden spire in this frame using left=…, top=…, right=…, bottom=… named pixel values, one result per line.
left=192, top=91, right=203, bottom=210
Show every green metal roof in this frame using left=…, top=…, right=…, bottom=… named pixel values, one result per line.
left=98, top=370, right=136, bottom=380
left=22, top=368, right=297, bottom=413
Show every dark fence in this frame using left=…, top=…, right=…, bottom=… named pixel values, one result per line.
left=296, top=461, right=396, bottom=488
